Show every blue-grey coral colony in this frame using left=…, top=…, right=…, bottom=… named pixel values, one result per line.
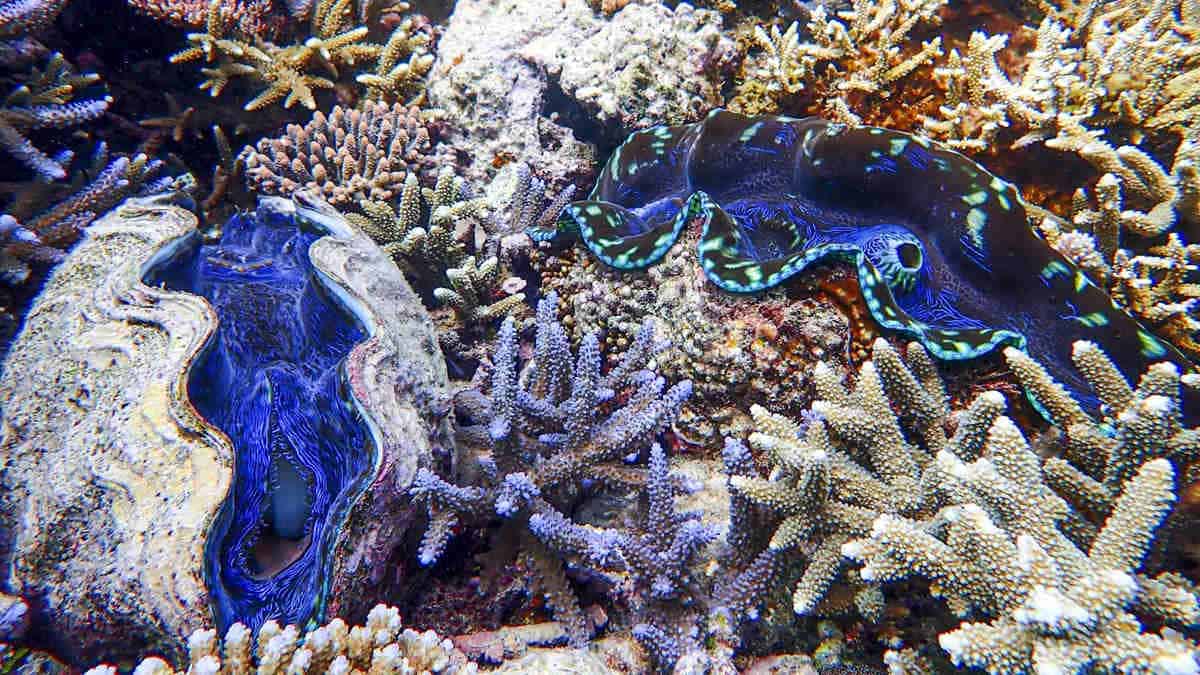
left=538, top=110, right=1199, bottom=421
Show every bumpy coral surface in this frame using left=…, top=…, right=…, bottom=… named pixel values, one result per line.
left=555, top=1, right=735, bottom=129
left=243, top=102, right=438, bottom=205
left=730, top=335, right=1200, bottom=671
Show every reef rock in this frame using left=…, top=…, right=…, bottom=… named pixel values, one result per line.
left=426, top=0, right=734, bottom=197
left=0, top=195, right=448, bottom=665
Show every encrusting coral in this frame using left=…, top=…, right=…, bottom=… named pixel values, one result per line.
left=169, top=0, right=433, bottom=111
left=729, top=335, right=1200, bottom=671
left=555, top=1, right=736, bottom=128
left=85, top=604, right=477, bottom=674
left=410, top=291, right=693, bottom=646
left=241, top=101, right=437, bottom=206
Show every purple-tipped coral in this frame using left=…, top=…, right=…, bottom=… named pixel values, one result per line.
left=1, top=143, right=172, bottom=288
left=410, top=291, right=692, bottom=643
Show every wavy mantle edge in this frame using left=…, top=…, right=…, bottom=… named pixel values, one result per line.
left=0, top=194, right=449, bottom=665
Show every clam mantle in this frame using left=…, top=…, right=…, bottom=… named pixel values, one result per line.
left=0, top=196, right=449, bottom=665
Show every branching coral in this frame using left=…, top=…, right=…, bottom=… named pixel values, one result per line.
left=242, top=102, right=436, bottom=205
left=169, top=0, right=432, bottom=110
left=1, top=143, right=174, bottom=285
left=410, top=292, right=693, bottom=645
left=924, top=0, right=1200, bottom=150
left=85, top=604, right=476, bottom=674
left=917, top=0, right=1200, bottom=358
left=727, top=336, right=1200, bottom=671
left=341, top=163, right=571, bottom=352
left=0, top=51, right=109, bottom=180
left=731, top=0, right=945, bottom=122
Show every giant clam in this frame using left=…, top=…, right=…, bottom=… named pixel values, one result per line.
left=0, top=194, right=448, bottom=664
left=537, top=109, right=1198, bottom=421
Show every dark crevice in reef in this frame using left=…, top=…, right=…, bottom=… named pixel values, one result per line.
left=144, top=209, right=372, bottom=633
left=542, top=72, right=625, bottom=161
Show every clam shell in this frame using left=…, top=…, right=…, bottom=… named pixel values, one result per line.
left=0, top=196, right=448, bottom=665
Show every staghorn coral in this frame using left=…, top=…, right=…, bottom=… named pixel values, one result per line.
left=729, top=335, right=1200, bottom=670
left=1002, top=342, right=1200, bottom=525
left=1032, top=131, right=1200, bottom=357
left=726, top=339, right=956, bottom=621
left=845, top=454, right=1196, bottom=673
left=916, top=0, right=1200, bottom=358
left=169, top=0, right=432, bottom=110
left=410, top=292, right=693, bottom=645
left=86, top=604, right=476, bottom=674
left=242, top=101, right=437, bottom=205
left=533, top=225, right=852, bottom=446
left=432, top=255, right=527, bottom=328
left=1, top=143, right=174, bottom=286
left=342, top=163, right=570, bottom=354
left=922, top=0, right=1200, bottom=152
left=730, top=0, right=945, bottom=122
left=0, top=52, right=109, bottom=180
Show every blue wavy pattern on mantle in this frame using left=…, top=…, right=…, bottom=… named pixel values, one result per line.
left=146, top=209, right=369, bottom=632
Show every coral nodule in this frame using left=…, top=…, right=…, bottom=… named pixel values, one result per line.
left=537, top=108, right=1199, bottom=423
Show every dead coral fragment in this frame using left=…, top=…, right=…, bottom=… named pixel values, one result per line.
left=85, top=604, right=476, bottom=674
left=242, top=101, right=435, bottom=205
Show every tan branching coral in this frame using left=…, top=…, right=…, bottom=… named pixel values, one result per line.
left=242, top=101, right=436, bottom=205
left=846, top=456, right=1196, bottom=674
left=922, top=0, right=1200, bottom=150
left=126, top=0, right=282, bottom=39
left=338, top=165, right=552, bottom=351
left=84, top=604, right=476, bottom=674
left=923, top=0, right=1200, bottom=359
left=0, top=52, right=109, bottom=180
left=728, top=338, right=986, bottom=619
left=732, top=0, right=945, bottom=121
left=731, top=336, right=1200, bottom=670
left=169, top=0, right=432, bottom=110
left=433, top=255, right=527, bottom=326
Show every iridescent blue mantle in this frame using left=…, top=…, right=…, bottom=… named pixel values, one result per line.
left=146, top=208, right=370, bottom=632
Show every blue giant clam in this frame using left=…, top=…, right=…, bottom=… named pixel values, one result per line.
left=535, top=109, right=1199, bottom=422
left=0, top=194, right=449, bottom=665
